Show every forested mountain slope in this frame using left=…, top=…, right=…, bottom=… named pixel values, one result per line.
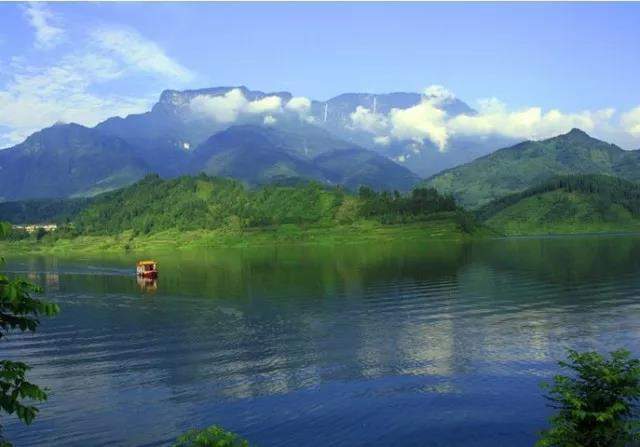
left=478, top=174, right=640, bottom=235
left=0, top=123, right=150, bottom=201
left=69, top=174, right=463, bottom=235
left=425, top=129, right=640, bottom=208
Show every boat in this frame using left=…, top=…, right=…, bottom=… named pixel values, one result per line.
left=136, top=260, right=158, bottom=278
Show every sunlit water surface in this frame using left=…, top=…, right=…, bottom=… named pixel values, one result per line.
left=4, top=236, right=640, bottom=446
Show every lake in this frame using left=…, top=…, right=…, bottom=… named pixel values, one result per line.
left=4, top=235, right=640, bottom=446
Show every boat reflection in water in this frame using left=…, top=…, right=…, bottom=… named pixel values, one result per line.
left=136, top=259, right=158, bottom=293
left=136, top=275, right=158, bottom=293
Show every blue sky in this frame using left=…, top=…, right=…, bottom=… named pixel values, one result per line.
left=0, top=2, right=639, bottom=148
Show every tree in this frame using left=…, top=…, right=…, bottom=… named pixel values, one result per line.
left=455, top=211, right=478, bottom=234
left=0, top=259, right=59, bottom=446
left=537, top=349, right=640, bottom=447
left=335, top=196, right=360, bottom=224
left=173, top=425, right=251, bottom=447
left=34, top=227, right=47, bottom=241
left=0, top=223, right=11, bottom=240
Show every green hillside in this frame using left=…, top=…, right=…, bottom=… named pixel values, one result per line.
left=0, top=174, right=482, bottom=251
left=425, top=129, right=640, bottom=209
left=478, top=175, right=640, bottom=235
left=71, top=174, right=465, bottom=235
left=0, top=198, right=89, bottom=224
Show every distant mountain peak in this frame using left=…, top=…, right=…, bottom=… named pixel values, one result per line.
left=158, top=86, right=248, bottom=104
left=26, top=122, right=89, bottom=142
left=543, top=128, right=598, bottom=145
left=557, top=128, right=620, bottom=149
left=564, top=128, right=591, bottom=138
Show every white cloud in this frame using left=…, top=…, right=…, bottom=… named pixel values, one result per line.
left=245, top=95, right=282, bottom=114
left=348, top=96, right=450, bottom=150
left=345, top=85, right=636, bottom=151
left=285, top=96, right=311, bottom=115
left=349, top=106, right=389, bottom=134
left=263, top=115, right=277, bottom=126
left=190, top=89, right=247, bottom=123
left=92, top=28, right=194, bottom=82
left=374, top=135, right=391, bottom=146
left=394, top=154, right=407, bottom=163
left=389, top=99, right=449, bottom=150
left=190, top=89, right=285, bottom=124
left=0, top=55, right=150, bottom=147
left=423, top=85, right=455, bottom=104
left=621, top=107, right=640, bottom=137
left=448, top=98, right=614, bottom=141
left=0, top=18, right=197, bottom=146
left=0, top=54, right=151, bottom=146
left=24, top=3, right=64, bottom=49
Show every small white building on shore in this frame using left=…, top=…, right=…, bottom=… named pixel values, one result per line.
left=12, top=224, right=58, bottom=234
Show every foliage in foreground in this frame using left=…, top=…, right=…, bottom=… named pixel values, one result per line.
left=173, top=425, right=251, bottom=447
left=538, top=349, right=640, bottom=447
left=0, top=259, right=59, bottom=446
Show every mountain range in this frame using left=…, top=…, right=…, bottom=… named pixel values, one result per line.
left=3, top=85, right=640, bottom=207
left=0, top=86, right=499, bottom=201
left=96, top=86, right=507, bottom=178
left=188, top=124, right=419, bottom=191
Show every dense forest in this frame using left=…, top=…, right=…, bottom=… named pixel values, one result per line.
left=477, top=174, right=640, bottom=221
left=73, top=174, right=464, bottom=235
left=6, top=173, right=640, bottom=241
left=0, top=174, right=471, bottom=239
left=0, top=198, right=90, bottom=224
left=425, top=129, right=640, bottom=209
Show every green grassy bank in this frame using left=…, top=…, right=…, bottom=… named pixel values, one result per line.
left=1, top=218, right=487, bottom=255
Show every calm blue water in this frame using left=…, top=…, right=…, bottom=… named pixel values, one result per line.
left=4, top=236, right=640, bottom=446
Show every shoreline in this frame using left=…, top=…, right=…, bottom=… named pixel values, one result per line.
left=0, top=219, right=479, bottom=255
left=5, top=221, right=639, bottom=256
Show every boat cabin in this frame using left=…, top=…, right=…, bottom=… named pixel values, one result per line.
left=136, top=260, right=158, bottom=278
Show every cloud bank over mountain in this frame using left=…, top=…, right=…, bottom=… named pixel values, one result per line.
left=189, top=88, right=313, bottom=125
left=346, top=86, right=628, bottom=151
left=622, top=107, right=640, bottom=137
